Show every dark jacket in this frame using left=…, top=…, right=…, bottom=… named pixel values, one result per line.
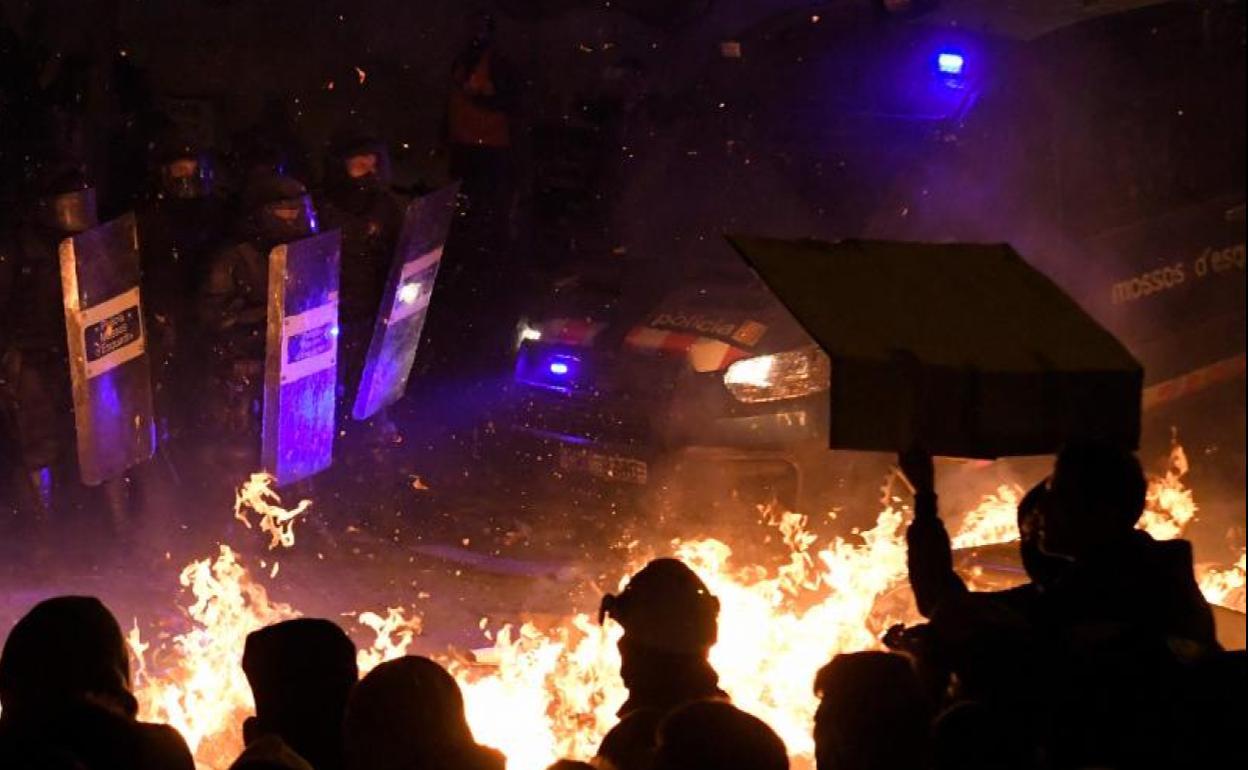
left=316, top=189, right=402, bottom=327
left=198, top=240, right=269, bottom=360
left=907, top=492, right=1052, bottom=622
left=3, top=227, right=69, bottom=353
left=1037, top=530, right=1219, bottom=649
left=0, top=702, right=195, bottom=770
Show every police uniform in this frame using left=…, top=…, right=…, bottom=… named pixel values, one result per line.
left=0, top=174, right=98, bottom=512
left=198, top=173, right=318, bottom=443
left=136, top=135, right=227, bottom=441
left=316, top=132, right=403, bottom=401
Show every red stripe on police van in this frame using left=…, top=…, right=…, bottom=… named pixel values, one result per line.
left=1142, top=353, right=1246, bottom=411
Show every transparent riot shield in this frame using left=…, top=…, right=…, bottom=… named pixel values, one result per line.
left=351, top=182, right=460, bottom=420
left=261, top=230, right=342, bottom=486
left=59, top=213, right=156, bottom=485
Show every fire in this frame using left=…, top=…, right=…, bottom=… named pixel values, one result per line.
left=453, top=507, right=913, bottom=768
left=950, top=485, right=1024, bottom=549
left=356, top=607, right=425, bottom=672
left=1199, top=551, right=1247, bottom=613
left=233, top=472, right=312, bottom=550
left=129, top=546, right=299, bottom=765
left=1136, top=443, right=1197, bottom=541
left=128, top=546, right=425, bottom=769
left=449, top=446, right=1209, bottom=769
left=452, top=617, right=624, bottom=770
left=945, top=442, right=1199, bottom=550
left=125, top=445, right=1235, bottom=770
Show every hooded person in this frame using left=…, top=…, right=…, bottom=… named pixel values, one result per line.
left=812, top=652, right=931, bottom=770
left=342, top=655, right=504, bottom=770
left=903, top=449, right=1068, bottom=623
left=1033, top=440, right=1222, bottom=767
left=1037, top=439, right=1218, bottom=649
left=234, top=619, right=358, bottom=770
left=651, top=701, right=788, bottom=770
left=0, top=596, right=195, bottom=770
left=595, top=559, right=726, bottom=770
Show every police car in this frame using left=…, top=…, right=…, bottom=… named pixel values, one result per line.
left=507, top=0, right=1244, bottom=518
left=507, top=256, right=893, bottom=519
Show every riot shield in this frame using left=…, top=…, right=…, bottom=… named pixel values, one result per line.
left=351, top=182, right=460, bottom=420
left=59, top=214, right=157, bottom=485
left=261, top=230, right=342, bottom=486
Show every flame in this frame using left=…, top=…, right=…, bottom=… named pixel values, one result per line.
left=453, top=617, right=624, bottom=770
left=453, top=507, right=913, bottom=768
left=1136, top=443, right=1197, bottom=541
left=447, top=443, right=1210, bottom=769
left=233, top=473, right=312, bottom=550
left=1199, top=551, right=1247, bottom=613
left=356, top=607, right=425, bottom=672
left=950, top=485, right=1024, bottom=549
left=941, top=442, right=1199, bottom=550
left=124, top=443, right=1235, bottom=770
left=129, top=547, right=423, bottom=770
left=129, top=546, right=300, bottom=766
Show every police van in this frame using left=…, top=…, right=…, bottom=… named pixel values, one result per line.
left=508, top=0, right=1246, bottom=519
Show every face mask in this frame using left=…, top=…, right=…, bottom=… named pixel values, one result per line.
left=39, top=188, right=99, bottom=234
left=161, top=157, right=213, bottom=200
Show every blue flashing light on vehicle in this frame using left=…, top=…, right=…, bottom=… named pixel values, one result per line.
left=514, top=349, right=583, bottom=393
left=937, top=51, right=965, bottom=76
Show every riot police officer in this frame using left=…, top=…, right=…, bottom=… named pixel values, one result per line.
left=198, top=172, right=319, bottom=458
left=136, top=131, right=227, bottom=448
left=0, top=167, right=98, bottom=516
left=317, top=129, right=403, bottom=422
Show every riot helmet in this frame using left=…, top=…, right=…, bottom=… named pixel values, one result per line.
left=599, top=558, right=720, bottom=655
left=32, top=167, right=99, bottom=235
left=152, top=132, right=215, bottom=200
left=233, top=131, right=292, bottom=184
left=243, top=172, right=319, bottom=245
left=326, top=129, right=391, bottom=199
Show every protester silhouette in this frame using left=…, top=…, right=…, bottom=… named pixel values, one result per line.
left=1038, top=439, right=1218, bottom=648
left=0, top=596, right=194, bottom=770
left=342, top=655, right=504, bottom=770
left=813, top=651, right=930, bottom=770
left=651, top=700, right=788, bottom=770
left=903, top=454, right=1066, bottom=621
left=899, top=439, right=1227, bottom=768
left=595, top=558, right=727, bottom=770
left=235, top=618, right=358, bottom=770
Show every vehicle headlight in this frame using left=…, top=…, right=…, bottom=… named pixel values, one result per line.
left=723, top=347, right=831, bottom=403
left=515, top=321, right=543, bottom=351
